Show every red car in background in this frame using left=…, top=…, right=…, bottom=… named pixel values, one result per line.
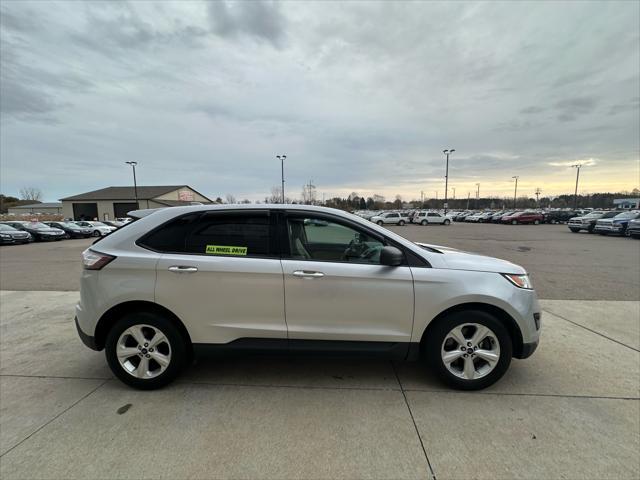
left=501, top=211, right=544, bottom=225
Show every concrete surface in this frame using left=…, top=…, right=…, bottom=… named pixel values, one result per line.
left=1, top=291, right=638, bottom=479
left=2, top=223, right=640, bottom=300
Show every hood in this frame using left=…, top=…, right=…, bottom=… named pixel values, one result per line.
left=414, top=242, right=526, bottom=274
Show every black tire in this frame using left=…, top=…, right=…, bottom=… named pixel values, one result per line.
left=444, top=219, right=451, bottom=225
left=377, top=220, right=383, bottom=226
left=551, top=219, right=557, bottom=224
left=421, top=220, right=427, bottom=226
left=569, top=228, right=580, bottom=233
left=631, top=234, right=640, bottom=239
left=398, top=220, right=405, bottom=226
left=587, top=225, right=595, bottom=233
left=92, top=230, right=100, bottom=237
left=598, top=232, right=607, bottom=235
left=424, top=310, right=513, bottom=390
left=105, top=311, right=188, bottom=390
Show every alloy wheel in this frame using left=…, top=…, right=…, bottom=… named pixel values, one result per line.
left=116, top=324, right=172, bottom=379
left=440, top=323, right=501, bottom=380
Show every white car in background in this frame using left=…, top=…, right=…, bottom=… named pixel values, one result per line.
left=73, top=221, right=117, bottom=237
left=370, top=212, right=409, bottom=226
left=414, top=211, right=452, bottom=225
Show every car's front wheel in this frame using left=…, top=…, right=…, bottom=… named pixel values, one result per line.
left=421, top=220, right=427, bottom=226
left=377, top=220, right=383, bottom=225
left=443, top=219, right=451, bottom=225
left=569, top=228, right=580, bottom=233
left=91, top=230, right=100, bottom=237
left=424, top=310, right=512, bottom=390
left=511, top=220, right=518, bottom=225
left=105, top=311, right=188, bottom=390
left=398, top=220, right=405, bottom=226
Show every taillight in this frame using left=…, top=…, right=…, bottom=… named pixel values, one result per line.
left=82, top=249, right=116, bottom=270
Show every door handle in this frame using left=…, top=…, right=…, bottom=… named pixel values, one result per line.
left=293, top=270, right=324, bottom=278
left=168, top=266, right=198, bottom=273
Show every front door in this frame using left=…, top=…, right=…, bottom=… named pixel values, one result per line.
left=147, top=210, right=287, bottom=344
left=280, top=212, right=414, bottom=345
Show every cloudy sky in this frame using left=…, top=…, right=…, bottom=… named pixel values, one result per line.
left=1, top=0, right=638, bottom=203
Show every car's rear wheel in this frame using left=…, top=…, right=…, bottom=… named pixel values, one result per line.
left=424, top=310, right=512, bottom=390
left=444, top=219, right=451, bottom=225
left=398, top=220, right=405, bottom=226
left=91, top=230, right=100, bottom=237
left=105, top=312, right=188, bottom=390
left=421, top=220, right=427, bottom=226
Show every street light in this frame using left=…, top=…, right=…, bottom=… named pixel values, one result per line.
left=571, top=164, right=582, bottom=209
left=276, top=155, right=286, bottom=203
left=475, top=183, right=480, bottom=209
left=452, top=187, right=456, bottom=200
left=125, top=161, right=139, bottom=209
left=443, top=149, right=455, bottom=214
left=512, top=176, right=519, bottom=209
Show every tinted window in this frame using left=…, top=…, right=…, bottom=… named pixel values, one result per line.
left=186, top=213, right=270, bottom=256
left=427, top=213, right=439, bottom=217
left=288, top=216, right=384, bottom=264
left=140, top=212, right=271, bottom=257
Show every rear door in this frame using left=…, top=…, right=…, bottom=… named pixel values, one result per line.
left=280, top=211, right=414, bottom=346
left=427, top=212, right=441, bottom=224
left=146, top=210, right=287, bottom=345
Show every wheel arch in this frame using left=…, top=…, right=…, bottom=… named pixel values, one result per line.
left=417, top=302, right=524, bottom=358
left=94, top=300, right=193, bottom=353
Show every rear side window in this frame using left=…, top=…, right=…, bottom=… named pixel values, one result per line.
left=139, top=212, right=271, bottom=257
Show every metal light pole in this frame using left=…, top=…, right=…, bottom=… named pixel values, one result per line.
left=443, top=149, right=455, bottom=214
left=125, top=161, right=139, bottom=209
left=571, top=164, right=582, bottom=210
left=512, top=176, right=519, bottom=209
left=276, top=155, right=286, bottom=203
left=452, top=187, right=456, bottom=200
left=475, top=183, right=480, bottom=209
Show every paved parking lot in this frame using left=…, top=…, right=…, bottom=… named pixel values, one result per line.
left=1, top=223, right=638, bottom=299
left=0, top=222, right=639, bottom=479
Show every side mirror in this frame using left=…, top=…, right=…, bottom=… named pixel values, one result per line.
left=380, top=246, right=404, bottom=266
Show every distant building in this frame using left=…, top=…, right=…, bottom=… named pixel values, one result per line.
left=60, top=185, right=212, bottom=220
left=613, top=198, right=640, bottom=210
left=7, top=202, right=63, bottom=215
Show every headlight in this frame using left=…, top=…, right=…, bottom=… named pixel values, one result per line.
left=502, top=273, right=533, bottom=289
left=0, top=234, right=11, bottom=238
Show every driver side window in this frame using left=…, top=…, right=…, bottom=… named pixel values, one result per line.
left=287, top=216, right=384, bottom=264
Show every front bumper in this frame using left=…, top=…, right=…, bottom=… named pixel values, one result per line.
left=595, top=224, right=623, bottom=233
left=75, top=316, right=98, bottom=350
left=517, top=340, right=539, bottom=359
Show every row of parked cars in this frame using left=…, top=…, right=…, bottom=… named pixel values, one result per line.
left=353, top=210, right=452, bottom=226
left=568, top=210, right=640, bottom=237
left=0, top=219, right=131, bottom=245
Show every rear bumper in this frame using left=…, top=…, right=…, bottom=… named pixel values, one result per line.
left=75, top=316, right=98, bottom=350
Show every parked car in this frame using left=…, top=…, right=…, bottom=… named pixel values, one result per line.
left=73, top=221, right=117, bottom=237
left=567, top=211, right=618, bottom=233
left=594, top=211, right=640, bottom=235
left=501, top=211, right=544, bottom=225
left=0, top=223, right=33, bottom=244
left=466, top=211, right=494, bottom=223
left=491, top=211, right=513, bottom=223
left=101, top=220, right=125, bottom=229
left=627, top=218, right=640, bottom=239
left=413, top=211, right=452, bottom=225
left=75, top=204, right=541, bottom=391
left=454, top=211, right=474, bottom=222
left=1, top=221, right=66, bottom=241
left=45, top=221, right=93, bottom=239
left=545, top=210, right=577, bottom=224
left=370, top=212, right=409, bottom=226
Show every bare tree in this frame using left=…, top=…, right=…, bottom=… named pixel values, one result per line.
left=225, top=193, right=236, bottom=204
left=19, top=187, right=43, bottom=202
left=267, top=186, right=291, bottom=204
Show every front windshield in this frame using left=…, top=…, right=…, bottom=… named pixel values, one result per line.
left=0, top=224, right=17, bottom=231
left=583, top=212, right=603, bottom=218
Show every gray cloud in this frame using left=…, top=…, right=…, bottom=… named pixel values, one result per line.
left=0, top=0, right=638, bottom=201
left=207, top=1, right=286, bottom=47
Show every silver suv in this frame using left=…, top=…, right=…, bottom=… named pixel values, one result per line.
left=76, top=205, right=541, bottom=390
